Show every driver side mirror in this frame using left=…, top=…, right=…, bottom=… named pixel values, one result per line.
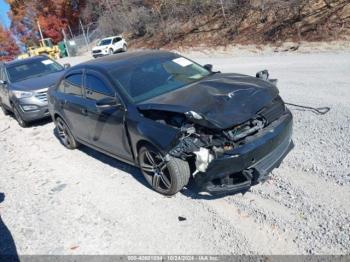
left=203, top=64, right=213, bottom=72
left=256, top=69, right=278, bottom=86
left=63, top=63, right=71, bottom=69
left=95, top=96, right=122, bottom=112
left=256, top=70, right=269, bottom=81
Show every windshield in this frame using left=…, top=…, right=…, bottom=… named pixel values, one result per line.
left=7, top=58, right=64, bottom=83
left=109, top=55, right=210, bottom=103
left=98, top=39, right=112, bottom=46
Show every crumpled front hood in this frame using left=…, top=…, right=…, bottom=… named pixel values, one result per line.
left=138, top=73, right=279, bottom=129
left=11, top=71, right=65, bottom=91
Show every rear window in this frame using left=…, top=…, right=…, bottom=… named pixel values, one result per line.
left=113, top=37, right=122, bottom=43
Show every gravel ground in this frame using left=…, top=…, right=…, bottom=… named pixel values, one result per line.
left=0, top=51, right=349, bottom=255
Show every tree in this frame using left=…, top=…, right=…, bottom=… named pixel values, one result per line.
left=6, top=0, right=85, bottom=46
left=0, top=25, right=20, bottom=61
left=6, top=0, right=37, bottom=45
left=38, top=14, right=67, bottom=43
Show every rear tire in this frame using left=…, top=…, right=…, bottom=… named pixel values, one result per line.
left=13, top=105, right=28, bottom=128
left=55, top=117, right=78, bottom=149
left=138, top=144, right=190, bottom=195
left=122, top=44, right=127, bottom=52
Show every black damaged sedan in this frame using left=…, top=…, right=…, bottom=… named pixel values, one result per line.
left=48, top=51, right=293, bottom=195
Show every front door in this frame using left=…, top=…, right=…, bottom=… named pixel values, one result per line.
left=83, top=70, right=132, bottom=161
left=113, top=37, right=123, bottom=51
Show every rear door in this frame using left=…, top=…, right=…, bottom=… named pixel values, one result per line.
left=59, top=70, right=90, bottom=141
left=113, top=37, right=123, bottom=51
left=83, top=70, right=132, bottom=160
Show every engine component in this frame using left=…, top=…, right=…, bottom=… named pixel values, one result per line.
left=194, top=147, right=214, bottom=172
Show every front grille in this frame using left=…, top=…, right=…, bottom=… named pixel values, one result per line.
left=258, top=96, right=286, bottom=124
left=35, top=90, right=48, bottom=102
left=92, top=50, right=101, bottom=53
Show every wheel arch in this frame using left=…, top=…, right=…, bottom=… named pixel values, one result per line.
left=136, top=140, right=156, bottom=160
left=52, top=112, right=76, bottom=138
left=9, top=99, right=18, bottom=112
left=53, top=112, right=63, bottom=121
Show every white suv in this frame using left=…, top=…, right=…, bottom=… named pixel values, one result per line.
left=92, top=36, right=127, bottom=58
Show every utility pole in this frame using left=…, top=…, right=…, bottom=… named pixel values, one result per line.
left=67, top=25, right=74, bottom=39
left=37, top=20, right=44, bottom=41
left=79, top=19, right=89, bottom=50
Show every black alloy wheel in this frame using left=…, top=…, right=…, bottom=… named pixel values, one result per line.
left=55, top=117, right=78, bottom=149
left=138, top=145, right=190, bottom=195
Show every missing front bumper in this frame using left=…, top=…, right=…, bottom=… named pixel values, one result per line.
left=194, top=110, right=294, bottom=195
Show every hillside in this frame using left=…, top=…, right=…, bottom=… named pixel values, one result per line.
left=123, top=0, right=350, bottom=49
left=1, top=0, right=349, bottom=61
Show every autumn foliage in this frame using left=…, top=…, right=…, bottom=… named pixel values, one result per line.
left=5, top=0, right=83, bottom=45
left=0, top=25, right=20, bottom=61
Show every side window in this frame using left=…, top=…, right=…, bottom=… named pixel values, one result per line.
left=64, top=74, right=83, bottom=96
left=85, top=74, right=114, bottom=101
left=113, top=37, right=121, bottom=44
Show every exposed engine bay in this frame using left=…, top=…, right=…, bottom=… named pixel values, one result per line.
left=140, top=95, right=286, bottom=173
left=136, top=69, right=294, bottom=195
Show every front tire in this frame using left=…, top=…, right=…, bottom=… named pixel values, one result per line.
left=0, top=100, right=10, bottom=116
left=13, top=105, right=28, bottom=128
left=55, top=117, right=78, bottom=149
left=138, top=145, right=190, bottom=195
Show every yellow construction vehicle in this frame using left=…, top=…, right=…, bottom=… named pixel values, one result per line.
left=18, top=38, right=60, bottom=60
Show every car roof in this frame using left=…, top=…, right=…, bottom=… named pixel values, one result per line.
left=71, top=50, right=178, bottom=72
left=101, top=36, right=121, bottom=40
left=4, top=55, right=49, bottom=67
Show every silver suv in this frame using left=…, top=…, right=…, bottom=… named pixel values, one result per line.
left=0, top=56, right=68, bottom=127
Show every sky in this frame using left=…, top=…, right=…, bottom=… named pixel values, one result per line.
left=0, top=0, right=10, bottom=28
